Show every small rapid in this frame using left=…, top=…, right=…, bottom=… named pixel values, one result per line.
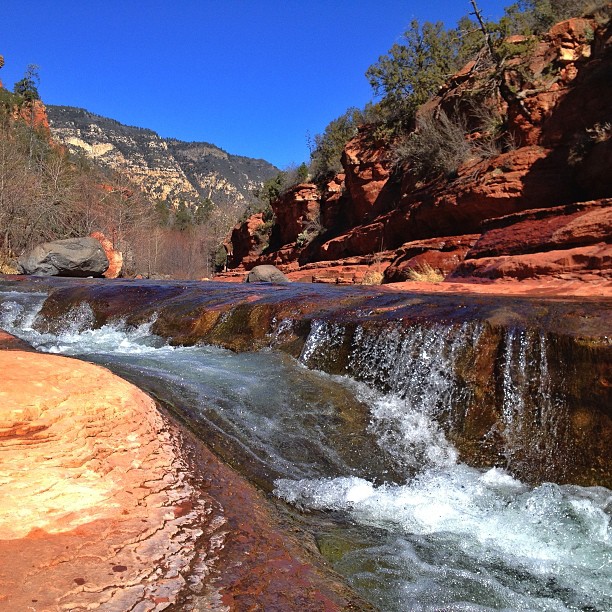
left=1, top=289, right=610, bottom=611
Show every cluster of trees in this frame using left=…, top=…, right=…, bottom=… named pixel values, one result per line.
left=307, top=0, right=607, bottom=181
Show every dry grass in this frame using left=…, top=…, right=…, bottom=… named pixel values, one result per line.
left=361, top=270, right=385, bottom=285
left=405, top=263, right=445, bottom=282
left=0, top=258, right=19, bottom=274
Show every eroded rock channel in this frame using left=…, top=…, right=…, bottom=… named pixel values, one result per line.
left=1, top=276, right=610, bottom=611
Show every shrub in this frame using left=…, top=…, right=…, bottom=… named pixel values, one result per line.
left=393, top=111, right=474, bottom=181
left=361, top=270, right=385, bottom=285
left=296, top=217, right=323, bottom=248
left=405, top=263, right=445, bottom=282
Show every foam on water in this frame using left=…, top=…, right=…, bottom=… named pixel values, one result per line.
left=276, top=460, right=612, bottom=610
left=276, top=318, right=612, bottom=610
left=0, top=295, right=166, bottom=356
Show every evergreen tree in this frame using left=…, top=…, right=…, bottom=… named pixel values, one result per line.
left=366, top=21, right=462, bottom=119
left=309, top=107, right=362, bottom=179
left=13, top=65, right=40, bottom=101
left=174, top=201, right=193, bottom=230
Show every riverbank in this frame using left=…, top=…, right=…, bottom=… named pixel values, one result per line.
left=0, top=333, right=370, bottom=611
left=216, top=270, right=612, bottom=298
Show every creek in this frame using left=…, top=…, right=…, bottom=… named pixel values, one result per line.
left=0, top=281, right=610, bottom=611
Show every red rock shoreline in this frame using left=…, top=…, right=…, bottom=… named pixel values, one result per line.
left=0, top=333, right=369, bottom=611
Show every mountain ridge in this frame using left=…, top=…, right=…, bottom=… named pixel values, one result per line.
left=47, top=105, right=278, bottom=209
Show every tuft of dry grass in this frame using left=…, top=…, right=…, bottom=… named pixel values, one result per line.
left=405, top=263, right=445, bottom=283
left=361, top=270, right=385, bottom=285
left=0, top=258, right=19, bottom=274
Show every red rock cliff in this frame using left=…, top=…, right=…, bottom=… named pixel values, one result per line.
left=221, top=11, right=611, bottom=288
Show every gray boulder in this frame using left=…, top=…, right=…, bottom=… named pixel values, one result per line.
left=18, top=237, right=109, bottom=277
left=245, top=265, right=290, bottom=283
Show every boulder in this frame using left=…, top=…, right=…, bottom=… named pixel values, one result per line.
left=18, top=237, right=109, bottom=277
left=245, top=264, right=290, bottom=283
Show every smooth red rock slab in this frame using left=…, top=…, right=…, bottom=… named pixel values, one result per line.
left=384, top=276, right=612, bottom=298
left=468, top=200, right=612, bottom=259
left=0, top=349, right=369, bottom=611
left=452, top=243, right=611, bottom=282
left=0, top=351, right=213, bottom=611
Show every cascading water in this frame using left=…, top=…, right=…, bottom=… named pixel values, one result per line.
left=500, top=329, right=571, bottom=482
left=1, top=289, right=610, bottom=611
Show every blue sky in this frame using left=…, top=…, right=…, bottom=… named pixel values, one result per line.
left=2, top=1, right=507, bottom=168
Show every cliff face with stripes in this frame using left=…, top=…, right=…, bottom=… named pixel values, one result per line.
left=222, top=12, right=611, bottom=288
left=47, top=105, right=278, bottom=211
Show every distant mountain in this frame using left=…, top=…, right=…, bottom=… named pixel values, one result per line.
left=47, top=105, right=278, bottom=209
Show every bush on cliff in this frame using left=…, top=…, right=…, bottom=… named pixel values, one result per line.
left=309, top=107, right=363, bottom=180
left=366, top=20, right=467, bottom=126
left=500, top=0, right=609, bottom=35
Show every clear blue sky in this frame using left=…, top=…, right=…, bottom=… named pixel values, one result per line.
left=1, top=1, right=507, bottom=168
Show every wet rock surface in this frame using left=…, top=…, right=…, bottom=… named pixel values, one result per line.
left=2, top=276, right=610, bottom=488
left=0, top=350, right=211, bottom=611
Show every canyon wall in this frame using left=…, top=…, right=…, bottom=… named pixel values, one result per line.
left=223, top=12, right=612, bottom=287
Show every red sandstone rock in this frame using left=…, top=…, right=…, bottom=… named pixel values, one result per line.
left=225, top=212, right=267, bottom=268
left=13, top=99, right=50, bottom=135
left=504, top=16, right=612, bottom=148
left=467, top=200, right=612, bottom=259
left=90, top=230, right=123, bottom=278
left=0, top=330, right=32, bottom=351
left=342, top=127, right=394, bottom=225
left=395, top=146, right=581, bottom=241
left=386, top=277, right=612, bottom=297
left=223, top=12, right=611, bottom=292
left=384, top=235, right=479, bottom=283
left=271, top=183, right=320, bottom=248
left=0, top=351, right=210, bottom=610
left=320, top=173, right=347, bottom=230
left=452, top=243, right=611, bottom=281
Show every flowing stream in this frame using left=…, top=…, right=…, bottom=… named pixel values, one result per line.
left=1, top=289, right=610, bottom=612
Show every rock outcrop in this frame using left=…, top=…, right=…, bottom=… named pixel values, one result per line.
left=451, top=199, right=612, bottom=280
left=13, top=99, right=50, bottom=136
left=17, top=237, right=109, bottom=277
left=220, top=11, right=612, bottom=287
left=269, top=182, right=321, bottom=248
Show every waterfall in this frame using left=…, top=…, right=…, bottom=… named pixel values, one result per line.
left=500, top=329, right=571, bottom=482
left=293, top=317, right=577, bottom=482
